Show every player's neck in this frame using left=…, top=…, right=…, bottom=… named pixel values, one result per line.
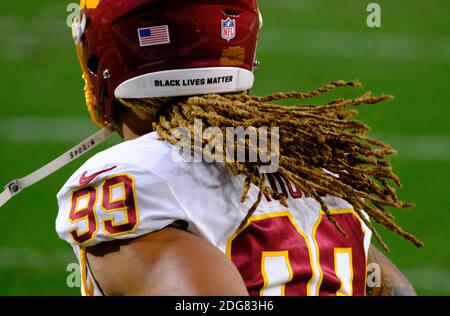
left=122, top=124, right=145, bottom=141
left=119, top=107, right=156, bottom=141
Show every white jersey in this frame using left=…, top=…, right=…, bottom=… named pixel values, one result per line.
left=56, top=132, right=372, bottom=296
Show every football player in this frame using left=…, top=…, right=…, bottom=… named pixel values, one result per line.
left=56, top=0, right=422, bottom=296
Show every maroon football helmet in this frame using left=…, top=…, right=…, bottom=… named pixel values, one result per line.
left=72, top=0, right=262, bottom=127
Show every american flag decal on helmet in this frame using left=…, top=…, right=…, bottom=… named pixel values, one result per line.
left=138, top=25, right=171, bottom=47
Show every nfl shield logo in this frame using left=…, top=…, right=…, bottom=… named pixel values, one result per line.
left=221, top=18, right=236, bottom=41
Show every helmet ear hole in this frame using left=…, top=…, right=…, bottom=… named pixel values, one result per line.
left=87, top=55, right=100, bottom=75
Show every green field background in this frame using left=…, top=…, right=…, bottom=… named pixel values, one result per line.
left=0, top=0, right=449, bottom=295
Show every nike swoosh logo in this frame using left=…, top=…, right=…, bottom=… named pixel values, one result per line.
left=79, top=166, right=117, bottom=186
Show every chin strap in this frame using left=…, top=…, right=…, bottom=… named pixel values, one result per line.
left=0, top=128, right=113, bottom=208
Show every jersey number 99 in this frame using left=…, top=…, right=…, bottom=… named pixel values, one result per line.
left=68, top=174, right=138, bottom=244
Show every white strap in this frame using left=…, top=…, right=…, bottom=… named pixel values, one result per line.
left=0, top=128, right=113, bottom=208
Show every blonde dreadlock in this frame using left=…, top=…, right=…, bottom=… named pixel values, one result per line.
left=119, top=80, right=423, bottom=251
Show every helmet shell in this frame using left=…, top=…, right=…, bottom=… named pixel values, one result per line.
left=76, top=0, right=261, bottom=126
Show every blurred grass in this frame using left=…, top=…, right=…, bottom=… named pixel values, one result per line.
left=0, top=0, right=449, bottom=295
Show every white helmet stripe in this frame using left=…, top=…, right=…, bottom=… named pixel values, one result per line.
left=115, top=67, right=254, bottom=99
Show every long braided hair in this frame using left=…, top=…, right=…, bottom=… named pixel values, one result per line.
left=119, top=80, right=423, bottom=251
